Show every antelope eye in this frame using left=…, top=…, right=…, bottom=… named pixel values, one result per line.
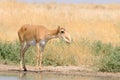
left=61, top=31, right=64, bottom=33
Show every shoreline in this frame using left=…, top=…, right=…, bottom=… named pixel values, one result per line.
left=0, top=64, right=120, bottom=78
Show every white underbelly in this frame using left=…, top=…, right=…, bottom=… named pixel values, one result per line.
left=27, top=39, right=46, bottom=46
left=40, top=40, right=46, bottom=46
left=28, top=39, right=36, bottom=46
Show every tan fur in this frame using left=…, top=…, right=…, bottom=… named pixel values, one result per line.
left=18, top=24, right=71, bottom=71
left=18, top=24, right=58, bottom=42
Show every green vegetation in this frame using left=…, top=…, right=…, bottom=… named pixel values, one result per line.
left=0, top=40, right=120, bottom=72
left=0, top=41, right=20, bottom=64
left=0, top=40, right=77, bottom=66
left=90, top=41, right=120, bottom=72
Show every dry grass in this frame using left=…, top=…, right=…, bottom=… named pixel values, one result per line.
left=0, top=1, right=120, bottom=67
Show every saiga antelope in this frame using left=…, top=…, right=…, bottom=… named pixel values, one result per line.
left=18, top=24, right=71, bottom=71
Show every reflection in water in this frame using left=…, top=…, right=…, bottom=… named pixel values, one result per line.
left=0, top=72, right=119, bottom=80
left=19, top=72, right=42, bottom=80
left=35, top=73, right=42, bottom=80
left=19, top=72, right=26, bottom=80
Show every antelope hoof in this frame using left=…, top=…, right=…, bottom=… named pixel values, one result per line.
left=35, top=66, right=39, bottom=71
left=19, top=68, right=27, bottom=71
left=23, top=68, right=27, bottom=71
left=22, top=66, right=27, bottom=71
left=39, top=66, right=42, bottom=70
left=35, top=66, right=42, bottom=71
left=20, top=66, right=27, bottom=71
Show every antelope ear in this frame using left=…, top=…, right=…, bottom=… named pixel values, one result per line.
left=57, top=26, right=60, bottom=32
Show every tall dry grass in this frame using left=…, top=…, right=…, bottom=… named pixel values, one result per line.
left=0, top=1, right=120, bottom=43
left=0, top=1, right=120, bottom=70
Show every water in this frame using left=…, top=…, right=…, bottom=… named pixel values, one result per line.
left=0, top=72, right=119, bottom=80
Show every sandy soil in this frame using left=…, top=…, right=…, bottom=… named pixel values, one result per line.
left=0, top=64, right=120, bottom=78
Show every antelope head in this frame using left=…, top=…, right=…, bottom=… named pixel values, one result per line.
left=57, top=26, right=71, bottom=44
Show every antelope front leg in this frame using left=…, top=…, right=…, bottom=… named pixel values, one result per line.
left=39, top=52, right=43, bottom=70
left=39, top=45, right=45, bottom=70
left=35, top=55, right=39, bottom=71
left=35, top=43, right=41, bottom=71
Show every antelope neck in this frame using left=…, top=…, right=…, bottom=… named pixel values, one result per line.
left=46, top=29, right=58, bottom=40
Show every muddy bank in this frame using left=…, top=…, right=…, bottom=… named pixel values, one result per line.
left=0, top=64, right=120, bottom=78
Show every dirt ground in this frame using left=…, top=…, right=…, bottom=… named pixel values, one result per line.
left=0, top=64, right=120, bottom=78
